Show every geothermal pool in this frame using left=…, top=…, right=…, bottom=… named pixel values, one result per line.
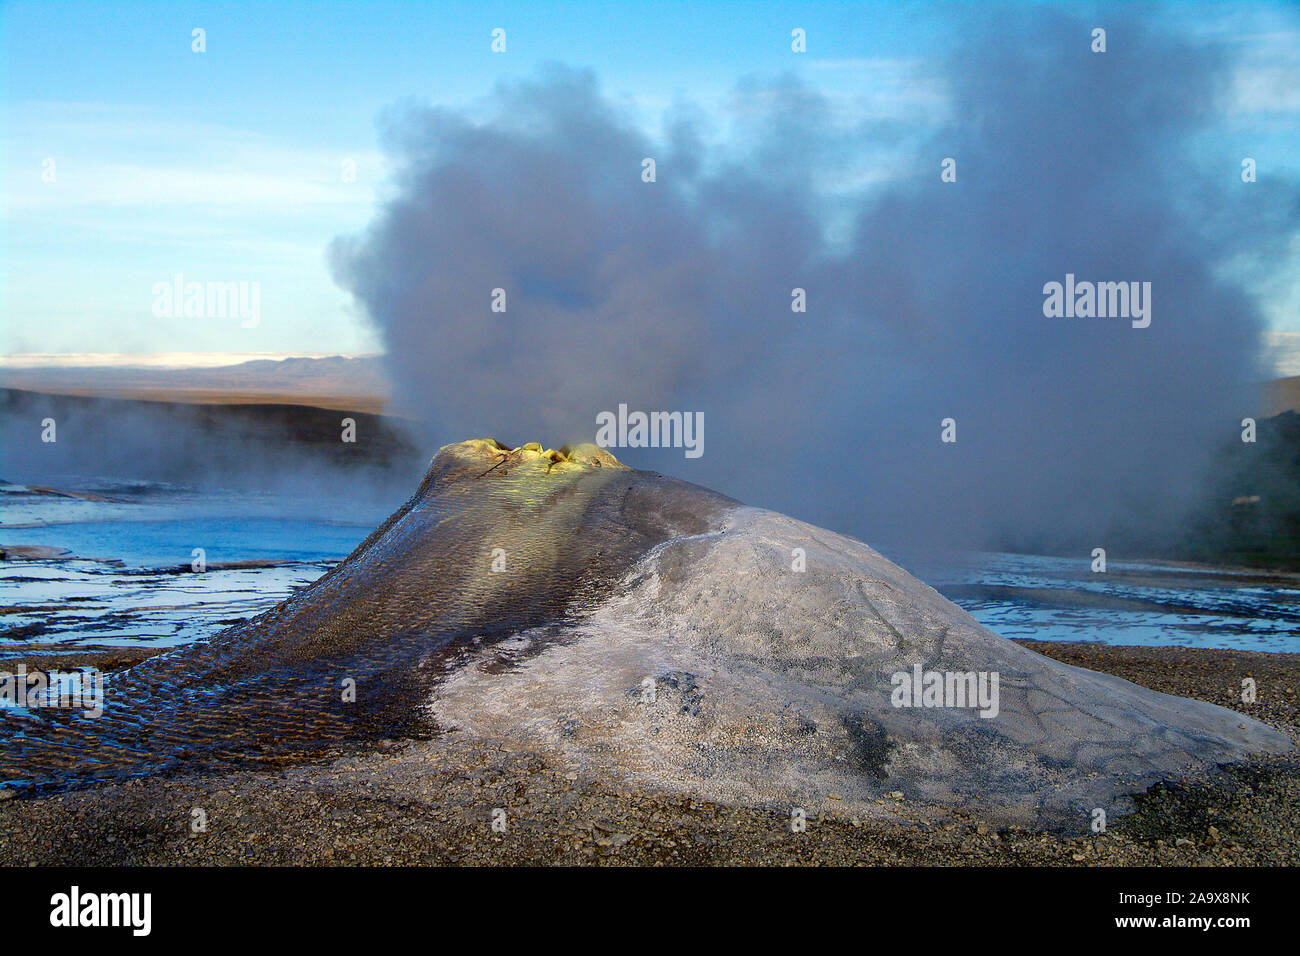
left=2, top=479, right=1297, bottom=657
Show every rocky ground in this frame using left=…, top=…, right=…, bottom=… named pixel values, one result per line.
left=0, top=640, right=1296, bottom=866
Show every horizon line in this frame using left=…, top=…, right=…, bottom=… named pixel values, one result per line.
left=0, top=351, right=385, bottom=369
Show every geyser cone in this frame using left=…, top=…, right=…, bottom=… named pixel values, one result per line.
left=1, top=439, right=1290, bottom=830
left=433, top=497, right=1294, bottom=828
left=0, top=439, right=734, bottom=792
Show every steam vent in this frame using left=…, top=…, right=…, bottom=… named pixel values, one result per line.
left=1, top=439, right=1291, bottom=831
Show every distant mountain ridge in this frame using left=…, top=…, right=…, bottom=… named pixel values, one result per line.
left=0, top=355, right=390, bottom=411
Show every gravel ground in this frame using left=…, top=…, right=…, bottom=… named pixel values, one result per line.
left=1, top=640, right=1296, bottom=866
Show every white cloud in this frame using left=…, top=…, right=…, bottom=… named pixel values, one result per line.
left=3, top=101, right=388, bottom=212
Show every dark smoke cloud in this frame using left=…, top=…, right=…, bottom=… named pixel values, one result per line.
left=331, top=9, right=1297, bottom=553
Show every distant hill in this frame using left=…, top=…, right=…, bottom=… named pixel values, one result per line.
left=0, top=355, right=390, bottom=413
left=1266, top=375, right=1300, bottom=417
left=1180, top=410, right=1300, bottom=568
left=0, top=387, right=420, bottom=492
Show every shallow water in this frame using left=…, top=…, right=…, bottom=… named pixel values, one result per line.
left=891, top=547, right=1300, bottom=653
left=0, top=479, right=386, bottom=655
left=2, top=480, right=1296, bottom=657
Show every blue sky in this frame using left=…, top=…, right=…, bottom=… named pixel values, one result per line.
left=2, top=0, right=1297, bottom=361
